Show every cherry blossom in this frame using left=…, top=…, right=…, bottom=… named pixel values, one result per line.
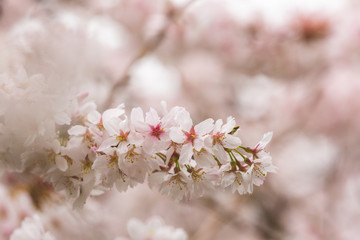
left=10, top=215, right=55, bottom=240
left=169, top=110, right=214, bottom=164
left=0, top=90, right=276, bottom=207
left=118, top=216, right=188, bottom=240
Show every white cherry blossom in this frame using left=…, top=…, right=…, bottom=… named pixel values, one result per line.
left=130, top=107, right=174, bottom=155
left=205, top=116, right=242, bottom=164
left=0, top=91, right=276, bottom=207
left=120, top=216, right=188, bottom=240
left=10, top=215, right=55, bottom=240
left=170, top=111, right=214, bottom=164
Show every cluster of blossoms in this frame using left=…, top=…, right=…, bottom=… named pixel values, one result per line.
left=116, top=217, right=187, bottom=240
left=10, top=215, right=55, bottom=240
left=47, top=101, right=275, bottom=207
left=10, top=215, right=187, bottom=240
left=0, top=71, right=276, bottom=208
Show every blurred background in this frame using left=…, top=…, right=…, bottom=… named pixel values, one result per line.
left=1, top=0, right=360, bottom=239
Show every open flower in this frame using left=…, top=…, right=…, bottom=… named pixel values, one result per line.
left=130, top=107, right=174, bottom=154
left=241, top=132, right=277, bottom=193
left=170, top=110, right=214, bottom=164
left=121, top=216, right=188, bottom=240
left=219, top=163, right=249, bottom=194
left=10, top=215, right=55, bottom=240
left=205, top=116, right=242, bottom=164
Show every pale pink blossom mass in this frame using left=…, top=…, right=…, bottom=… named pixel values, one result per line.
left=1, top=0, right=358, bottom=239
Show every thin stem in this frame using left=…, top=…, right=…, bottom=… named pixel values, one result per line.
left=238, top=146, right=248, bottom=151
left=227, top=150, right=235, bottom=163
left=233, top=149, right=246, bottom=160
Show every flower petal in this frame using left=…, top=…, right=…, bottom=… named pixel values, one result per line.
left=170, top=128, right=186, bottom=143
left=54, top=111, right=71, bottom=125
left=179, top=143, right=193, bottom=164
left=223, top=134, right=241, bottom=149
left=193, top=138, right=204, bottom=152
left=98, top=137, right=118, bottom=151
left=214, top=119, right=223, bottom=133
left=195, top=118, right=214, bottom=136
left=213, top=143, right=228, bottom=164
left=131, top=107, right=144, bottom=123
left=102, top=104, right=125, bottom=123
left=222, top=172, right=236, bottom=187
left=258, top=132, right=273, bottom=150
left=68, top=125, right=87, bottom=136
left=87, top=110, right=101, bottom=124
left=55, top=155, right=68, bottom=171
left=222, top=116, right=236, bottom=133
left=145, top=108, right=160, bottom=126
left=177, top=109, right=192, bottom=132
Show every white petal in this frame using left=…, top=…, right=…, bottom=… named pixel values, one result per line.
left=143, top=139, right=157, bottom=154
left=119, top=117, right=130, bottom=132
left=51, top=140, right=61, bottom=153
left=127, top=219, right=146, bottom=239
left=132, top=120, right=150, bottom=133
left=87, top=110, right=101, bottom=124
left=214, top=119, right=223, bottom=133
left=163, top=106, right=184, bottom=126
left=128, top=131, right=144, bottom=146
left=222, top=116, right=236, bottom=133
left=172, top=229, right=188, bottom=240
left=117, top=141, right=128, bottom=153
left=68, top=125, right=87, bottom=136
left=170, top=128, right=186, bottom=143
left=73, top=175, right=96, bottom=209
left=55, top=155, right=68, bottom=171
left=177, top=109, right=192, bottom=131
left=131, top=107, right=144, bottom=123
left=147, top=216, right=164, bottom=229
left=104, top=120, right=120, bottom=136
left=80, top=101, right=97, bottom=114
left=98, top=137, right=118, bottom=151
left=92, top=155, right=108, bottom=170
left=103, top=104, right=125, bottom=121
left=220, top=163, right=231, bottom=172
left=115, top=179, right=128, bottom=192
left=194, top=151, right=216, bottom=167
left=179, top=143, right=193, bottom=164
left=186, top=161, right=196, bottom=171
left=195, top=118, right=214, bottom=136
left=145, top=108, right=160, bottom=126
left=258, top=132, right=273, bottom=150
left=165, top=147, right=175, bottom=165
left=223, top=134, right=242, bottom=149
left=222, top=172, right=236, bottom=187
left=203, top=135, right=213, bottom=149
left=102, top=106, right=124, bottom=134
left=213, top=143, right=228, bottom=164
left=193, top=138, right=204, bottom=152
left=54, top=111, right=71, bottom=125
left=148, top=171, right=167, bottom=188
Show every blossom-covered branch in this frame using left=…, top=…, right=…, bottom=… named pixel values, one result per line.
left=0, top=71, right=276, bottom=208
left=10, top=215, right=187, bottom=240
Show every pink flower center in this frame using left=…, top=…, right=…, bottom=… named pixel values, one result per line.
left=213, top=132, right=225, bottom=144
left=185, top=126, right=197, bottom=144
left=117, top=130, right=130, bottom=141
left=150, top=123, right=164, bottom=140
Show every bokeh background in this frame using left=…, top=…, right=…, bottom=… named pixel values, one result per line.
left=1, top=0, right=360, bottom=239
